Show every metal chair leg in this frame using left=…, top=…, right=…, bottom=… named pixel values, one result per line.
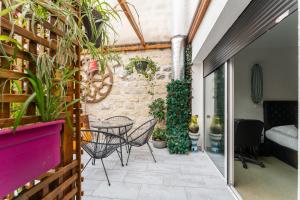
left=92, top=158, right=96, bottom=165
left=119, top=138, right=124, bottom=167
left=101, top=159, right=111, bottom=186
left=126, top=145, right=132, bottom=166
left=82, top=157, right=93, bottom=172
left=147, top=142, right=156, bottom=163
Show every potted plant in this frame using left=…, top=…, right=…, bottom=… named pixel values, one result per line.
left=0, top=53, right=79, bottom=197
left=148, top=98, right=166, bottom=126
left=126, top=57, right=159, bottom=95
left=209, top=116, right=224, bottom=153
left=126, top=56, right=159, bottom=78
left=82, top=3, right=102, bottom=48
left=152, top=128, right=167, bottom=149
left=188, top=115, right=200, bottom=152
left=149, top=98, right=167, bottom=148
left=0, top=0, right=118, bottom=196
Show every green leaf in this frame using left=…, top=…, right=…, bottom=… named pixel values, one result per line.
left=0, top=1, right=26, bottom=17
left=13, top=92, right=36, bottom=131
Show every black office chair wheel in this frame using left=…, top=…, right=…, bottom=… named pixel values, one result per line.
left=260, top=163, right=265, bottom=168
left=243, top=163, right=248, bottom=169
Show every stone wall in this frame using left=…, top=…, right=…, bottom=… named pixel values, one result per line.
left=82, top=49, right=172, bottom=125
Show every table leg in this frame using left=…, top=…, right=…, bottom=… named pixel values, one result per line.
left=124, top=126, right=129, bottom=153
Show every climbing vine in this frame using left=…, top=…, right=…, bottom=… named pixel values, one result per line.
left=185, top=44, right=192, bottom=80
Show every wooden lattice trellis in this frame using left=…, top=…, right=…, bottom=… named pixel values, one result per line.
left=0, top=1, right=82, bottom=200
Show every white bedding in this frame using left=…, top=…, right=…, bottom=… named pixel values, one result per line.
left=266, top=129, right=298, bottom=151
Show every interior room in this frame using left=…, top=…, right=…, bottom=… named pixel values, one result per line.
left=233, top=11, right=298, bottom=200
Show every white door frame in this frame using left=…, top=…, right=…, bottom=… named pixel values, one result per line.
left=227, top=58, right=234, bottom=186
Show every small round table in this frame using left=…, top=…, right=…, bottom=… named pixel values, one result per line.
left=92, top=119, right=134, bottom=166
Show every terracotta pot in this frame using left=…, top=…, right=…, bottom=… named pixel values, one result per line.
left=0, top=120, right=64, bottom=197
left=152, top=140, right=167, bottom=149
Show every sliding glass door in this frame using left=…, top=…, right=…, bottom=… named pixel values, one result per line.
left=204, top=63, right=226, bottom=176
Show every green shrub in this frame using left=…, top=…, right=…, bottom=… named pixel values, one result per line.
left=166, top=80, right=191, bottom=154
left=148, top=98, right=166, bottom=122
left=152, top=128, right=167, bottom=141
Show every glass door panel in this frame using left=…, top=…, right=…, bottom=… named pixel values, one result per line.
left=204, top=64, right=225, bottom=175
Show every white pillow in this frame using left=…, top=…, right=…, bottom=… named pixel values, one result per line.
left=271, top=125, right=298, bottom=138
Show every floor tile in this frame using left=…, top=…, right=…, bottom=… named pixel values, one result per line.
left=93, top=182, right=141, bottom=200
left=138, top=184, right=187, bottom=200
left=124, top=171, right=164, bottom=185
left=185, top=187, right=235, bottom=200
left=82, top=144, right=235, bottom=200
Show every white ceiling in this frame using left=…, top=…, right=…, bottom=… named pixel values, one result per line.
left=248, top=11, right=298, bottom=49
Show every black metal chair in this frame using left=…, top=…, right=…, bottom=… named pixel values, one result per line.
left=81, top=129, right=125, bottom=186
left=126, top=119, right=157, bottom=165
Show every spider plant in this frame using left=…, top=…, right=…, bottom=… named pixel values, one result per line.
left=0, top=0, right=120, bottom=72
left=14, top=53, right=80, bottom=129
left=0, top=0, right=119, bottom=129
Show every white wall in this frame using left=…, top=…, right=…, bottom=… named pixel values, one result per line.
left=192, top=0, right=251, bottom=61
left=191, top=0, right=251, bottom=149
left=234, top=47, right=298, bottom=121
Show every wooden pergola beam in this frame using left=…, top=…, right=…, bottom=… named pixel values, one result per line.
left=187, top=0, right=211, bottom=44
left=81, top=42, right=171, bottom=54
left=110, top=42, right=171, bottom=52
left=118, top=0, right=145, bottom=46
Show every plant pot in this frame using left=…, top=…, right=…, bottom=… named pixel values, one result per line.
left=209, top=133, right=223, bottom=153
left=209, top=133, right=223, bottom=141
left=82, top=9, right=102, bottom=48
left=0, top=120, right=64, bottom=197
left=88, top=59, right=98, bottom=73
left=188, top=132, right=200, bottom=140
left=189, top=132, right=200, bottom=152
left=152, top=140, right=167, bottom=149
left=135, top=61, right=148, bottom=73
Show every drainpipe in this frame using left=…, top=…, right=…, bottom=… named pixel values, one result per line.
left=171, top=0, right=187, bottom=80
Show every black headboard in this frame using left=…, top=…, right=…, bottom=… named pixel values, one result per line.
left=263, top=101, right=298, bottom=131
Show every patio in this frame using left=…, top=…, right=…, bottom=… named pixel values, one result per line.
left=82, top=144, right=235, bottom=200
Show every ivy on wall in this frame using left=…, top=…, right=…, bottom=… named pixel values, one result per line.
left=185, top=44, right=192, bottom=80
left=166, top=80, right=191, bottom=154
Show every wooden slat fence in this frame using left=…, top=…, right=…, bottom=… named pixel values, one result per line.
left=0, top=1, right=82, bottom=199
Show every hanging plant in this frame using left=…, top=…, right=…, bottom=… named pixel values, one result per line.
left=125, top=56, right=159, bottom=95
left=82, top=4, right=102, bottom=48
left=125, top=56, right=159, bottom=81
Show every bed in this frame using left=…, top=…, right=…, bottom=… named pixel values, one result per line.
left=263, top=101, right=298, bottom=168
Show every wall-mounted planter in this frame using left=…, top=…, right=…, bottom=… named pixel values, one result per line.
left=82, top=9, right=102, bottom=48
left=0, top=120, right=64, bottom=198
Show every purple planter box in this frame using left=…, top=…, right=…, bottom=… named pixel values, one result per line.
left=0, top=120, right=64, bottom=198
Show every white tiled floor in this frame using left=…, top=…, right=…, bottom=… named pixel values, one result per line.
left=82, top=144, right=235, bottom=200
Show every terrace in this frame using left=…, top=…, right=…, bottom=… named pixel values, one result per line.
left=0, top=0, right=236, bottom=200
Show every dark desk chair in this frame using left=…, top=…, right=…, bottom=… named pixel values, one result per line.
left=234, top=119, right=265, bottom=169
